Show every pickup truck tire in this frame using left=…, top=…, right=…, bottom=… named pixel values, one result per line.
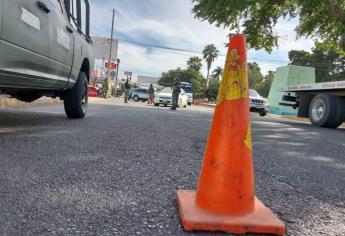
left=298, top=94, right=314, bottom=118
left=64, top=72, right=88, bottom=119
left=259, top=110, right=267, bottom=117
left=309, top=94, right=345, bottom=128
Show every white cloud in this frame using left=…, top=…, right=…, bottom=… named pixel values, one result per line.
left=117, top=42, right=193, bottom=80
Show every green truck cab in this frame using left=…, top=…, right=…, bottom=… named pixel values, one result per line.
left=0, top=0, right=94, bottom=119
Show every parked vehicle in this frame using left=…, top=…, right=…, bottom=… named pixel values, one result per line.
left=131, top=88, right=149, bottom=102
left=180, top=82, right=193, bottom=105
left=88, top=87, right=98, bottom=97
left=249, top=89, right=269, bottom=116
left=281, top=80, right=345, bottom=128
left=154, top=87, right=188, bottom=108
left=0, top=0, right=94, bottom=119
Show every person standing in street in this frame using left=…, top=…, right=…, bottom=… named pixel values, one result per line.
left=148, top=84, right=154, bottom=104
left=171, top=81, right=181, bottom=111
left=124, top=79, right=131, bottom=103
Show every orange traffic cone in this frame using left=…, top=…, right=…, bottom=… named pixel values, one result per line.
left=176, top=35, right=285, bottom=235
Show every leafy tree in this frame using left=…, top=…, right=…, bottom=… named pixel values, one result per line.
left=289, top=42, right=345, bottom=82
left=248, top=63, right=273, bottom=97
left=202, top=44, right=219, bottom=80
left=192, top=0, right=345, bottom=52
left=212, top=66, right=223, bottom=81
left=208, top=78, right=220, bottom=102
left=256, top=71, right=275, bottom=97
left=187, top=56, right=203, bottom=72
left=248, top=62, right=264, bottom=89
left=158, top=68, right=207, bottom=94
left=288, top=50, right=312, bottom=66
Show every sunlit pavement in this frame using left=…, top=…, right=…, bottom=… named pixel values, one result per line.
left=0, top=101, right=344, bottom=235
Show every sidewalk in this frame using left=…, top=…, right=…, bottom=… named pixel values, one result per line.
left=198, top=103, right=216, bottom=108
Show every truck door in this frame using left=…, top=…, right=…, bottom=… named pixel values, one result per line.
left=0, top=0, right=52, bottom=88
left=46, top=0, right=74, bottom=88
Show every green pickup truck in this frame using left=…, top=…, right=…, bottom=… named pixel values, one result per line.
left=0, top=0, right=94, bottom=119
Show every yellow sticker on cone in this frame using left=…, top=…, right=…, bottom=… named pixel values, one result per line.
left=244, top=126, right=253, bottom=151
left=217, top=48, right=248, bottom=105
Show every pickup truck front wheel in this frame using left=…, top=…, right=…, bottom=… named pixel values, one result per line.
left=259, top=110, right=267, bottom=117
left=64, top=72, right=88, bottom=119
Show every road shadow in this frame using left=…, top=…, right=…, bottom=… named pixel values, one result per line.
left=252, top=116, right=345, bottom=235
left=0, top=107, right=72, bottom=136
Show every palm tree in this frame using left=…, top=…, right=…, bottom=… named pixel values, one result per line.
left=212, top=66, right=223, bottom=81
left=187, top=56, right=203, bottom=71
left=202, top=44, right=219, bottom=81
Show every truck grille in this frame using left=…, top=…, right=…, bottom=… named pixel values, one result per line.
left=251, top=99, right=263, bottom=104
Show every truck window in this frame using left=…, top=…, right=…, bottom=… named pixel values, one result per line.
left=65, top=0, right=90, bottom=38
left=81, top=0, right=87, bottom=37
left=69, top=0, right=79, bottom=30
left=49, top=0, right=63, bottom=12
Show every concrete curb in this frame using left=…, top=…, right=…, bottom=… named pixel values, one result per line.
left=195, top=103, right=216, bottom=108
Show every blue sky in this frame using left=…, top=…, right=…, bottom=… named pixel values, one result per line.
left=89, top=0, right=315, bottom=80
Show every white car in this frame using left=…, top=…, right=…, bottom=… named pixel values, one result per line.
left=154, top=87, right=188, bottom=108
left=249, top=89, right=269, bottom=116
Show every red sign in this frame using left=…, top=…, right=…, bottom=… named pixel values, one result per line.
left=105, top=63, right=117, bottom=69
left=92, top=70, right=101, bottom=78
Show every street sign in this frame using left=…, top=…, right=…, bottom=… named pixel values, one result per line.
left=124, top=71, right=132, bottom=76
left=92, top=69, right=101, bottom=78
left=105, top=62, right=117, bottom=69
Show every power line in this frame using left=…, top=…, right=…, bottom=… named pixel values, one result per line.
left=118, top=38, right=203, bottom=54
left=113, top=38, right=292, bottom=63
left=93, top=37, right=345, bottom=68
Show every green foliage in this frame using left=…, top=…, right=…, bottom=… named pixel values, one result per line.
left=202, top=44, right=219, bottom=79
left=208, top=78, right=220, bottom=102
left=247, top=62, right=273, bottom=97
left=289, top=42, right=345, bottom=82
left=248, top=62, right=264, bottom=88
left=187, top=56, right=203, bottom=71
left=192, top=0, right=345, bottom=52
left=256, top=71, right=275, bottom=97
left=212, top=66, right=223, bottom=81
left=158, top=68, right=207, bottom=94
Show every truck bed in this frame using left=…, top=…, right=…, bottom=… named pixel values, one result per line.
left=281, top=80, right=345, bottom=92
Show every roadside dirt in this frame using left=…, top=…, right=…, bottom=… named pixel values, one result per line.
left=0, top=95, right=62, bottom=108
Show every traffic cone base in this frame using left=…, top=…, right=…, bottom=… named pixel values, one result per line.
left=177, top=190, right=285, bottom=235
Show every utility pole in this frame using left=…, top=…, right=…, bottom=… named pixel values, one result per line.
left=116, top=59, right=120, bottom=81
left=106, top=9, right=115, bottom=98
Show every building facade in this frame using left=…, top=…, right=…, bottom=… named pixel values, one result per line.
left=91, top=36, right=119, bottom=81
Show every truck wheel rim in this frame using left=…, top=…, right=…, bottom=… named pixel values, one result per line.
left=81, top=81, right=88, bottom=113
left=311, top=98, right=325, bottom=122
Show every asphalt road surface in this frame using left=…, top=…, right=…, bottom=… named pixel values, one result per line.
left=0, top=100, right=344, bottom=236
